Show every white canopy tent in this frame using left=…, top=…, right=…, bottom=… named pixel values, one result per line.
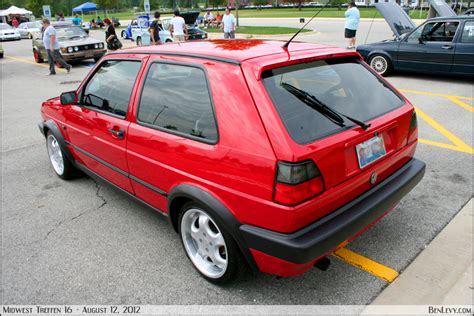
left=0, top=5, right=33, bottom=16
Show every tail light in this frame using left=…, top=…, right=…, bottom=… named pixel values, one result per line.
left=274, top=160, right=325, bottom=206
left=407, top=110, right=418, bottom=144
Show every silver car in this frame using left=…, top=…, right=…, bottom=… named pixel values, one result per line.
left=0, top=23, right=21, bottom=41
left=17, top=21, right=41, bottom=39
left=32, top=22, right=106, bottom=64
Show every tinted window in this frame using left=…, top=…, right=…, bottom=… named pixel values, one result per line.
left=262, top=58, right=404, bottom=144
left=422, top=21, right=459, bottom=42
left=461, top=21, right=474, bottom=43
left=137, top=63, right=217, bottom=142
left=82, top=60, right=141, bottom=117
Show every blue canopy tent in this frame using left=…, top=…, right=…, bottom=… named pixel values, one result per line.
left=72, top=2, right=97, bottom=21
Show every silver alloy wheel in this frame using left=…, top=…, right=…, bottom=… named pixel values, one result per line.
left=370, top=55, right=388, bottom=74
left=181, top=208, right=228, bottom=279
left=47, top=134, right=64, bottom=175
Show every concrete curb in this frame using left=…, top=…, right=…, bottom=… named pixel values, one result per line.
left=367, top=199, right=473, bottom=305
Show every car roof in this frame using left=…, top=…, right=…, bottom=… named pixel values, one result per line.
left=119, top=39, right=349, bottom=64
left=427, top=15, right=474, bottom=21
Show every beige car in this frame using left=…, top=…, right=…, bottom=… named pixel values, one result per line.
left=32, top=22, right=106, bottom=64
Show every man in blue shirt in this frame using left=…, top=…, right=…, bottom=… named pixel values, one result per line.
left=42, top=19, right=71, bottom=75
left=344, top=2, right=360, bottom=49
left=72, top=14, right=81, bottom=26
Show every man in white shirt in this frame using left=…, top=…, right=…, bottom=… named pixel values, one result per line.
left=221, top=7, right=236, bottom=39
left=203, top=10, right=214, bottom=29
left=42, top=19, right=71, bottom=75
left=170, top=10, right=187, bottom=42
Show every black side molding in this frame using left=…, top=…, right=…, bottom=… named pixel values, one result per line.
left=240, top=158, right=426, bottom=264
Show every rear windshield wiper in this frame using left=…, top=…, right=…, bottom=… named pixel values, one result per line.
left=281, top=82, right=371, bottom=130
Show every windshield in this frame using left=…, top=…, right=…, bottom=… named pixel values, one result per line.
left=0, top=24, right=13, bottom=30
left=55, top=26, right=87, bottom=39
left=27, top=22, right=41, bottom=28
left=262, top=58, right=404, bottom=144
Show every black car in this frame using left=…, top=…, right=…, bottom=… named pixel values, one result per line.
left=162, top=11, right=208, bottom=41
left=357, top=3, right=474, bottom=76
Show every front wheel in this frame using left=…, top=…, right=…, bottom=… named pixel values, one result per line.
left=46, top=132, right=78, bottom=180
left=33, top=49, right=43, bottom=63
left=121, top=30, right=127, bottom=39
left=179, top=202, right=246, bottom=284
left=136, top=37, right=142, bottom=46
left=28, top=32, right=32, bottom=39
left=369, top=54, right=392, bottom=76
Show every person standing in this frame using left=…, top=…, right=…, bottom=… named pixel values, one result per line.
left=104, top=18, right=121, bottom=50
left=149, top=11, right=162, bottom=45
left=344, top=1, right=360, bottom=49
left=42, top=19, right=71, bottom=76
left=170, top=10, right=187, bottom=42
left=11, top=17, right=19, bottom=28
left=222, top=7, right=235, bottom=39
left=72, top=14, right=81, bottom=26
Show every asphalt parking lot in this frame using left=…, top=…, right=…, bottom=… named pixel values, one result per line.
left=1, top=25, right=472, bottom=305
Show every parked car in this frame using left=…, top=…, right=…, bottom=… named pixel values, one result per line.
left=32, top=22, right=106, bottom=64
left=121, top=15, right=173, bottom=45
left=357, top=3, right=474, bottom=76
left=0, top=23, right=21, bottom=41
left=39, top=40, right=425, bottom=284
left=17, top=21, right=41, bottom=39
left=162, top=12, right=208, bottom=41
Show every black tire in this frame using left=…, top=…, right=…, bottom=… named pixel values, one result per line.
left=178, top=201, right=246, bottom=285
left=0, top=53, right=3, bottom=59
left=136, top=37, right=142, bottom=46
left=165, top=39, right=173, bottom=43
left=121, top=30, right=127, bottom=39
left=33, top=49, right=43, bottom=63
left=369, top=54, right=392, bottom=76
left=45, top=131, right=79, bottom=180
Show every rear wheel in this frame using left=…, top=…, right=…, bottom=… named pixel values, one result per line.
left=33, top=49, right=43, bottom=63
left=121, top=30, right=127, bottom=39
left=46, top=132, right=78, bottom=180
left=179, top=202, right=246, bottom=284
left=136, top=37, right=142, bottom=46
left=369, top=54, right=392, bottom=76
left=165, top=39, right=173, bottom=43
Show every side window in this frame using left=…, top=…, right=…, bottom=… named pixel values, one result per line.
left=461, top=21, right=474, bottom=43
left=406, top=26, right=423, bottom=43
left=82, top=60, right=141, bottom=117
left=137, top=63, right=218, bottom=142
left=422, top=21, right=459, bottom=42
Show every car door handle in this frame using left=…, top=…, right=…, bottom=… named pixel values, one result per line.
left=108, top=128, right=125, bottom=139
left=441, top=45, right=453, bottom=50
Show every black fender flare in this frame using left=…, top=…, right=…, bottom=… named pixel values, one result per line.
left=167, top=184, right=258, bottom=271
left=39, top=120, right=75, bottom=164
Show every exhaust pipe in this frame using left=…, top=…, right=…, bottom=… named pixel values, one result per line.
left=314, top=257, right=331, bottom=271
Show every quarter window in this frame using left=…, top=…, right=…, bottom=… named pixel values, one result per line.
left=461, top=21, right=474, bottom=43
left=82, top=60, right=141, bottom=117
left=137, top=63, right=218, bottom=142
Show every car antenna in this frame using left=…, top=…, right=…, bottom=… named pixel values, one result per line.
left=282, top=1, right=333, bottom=49
left=364, top=9, right=378, bottom=44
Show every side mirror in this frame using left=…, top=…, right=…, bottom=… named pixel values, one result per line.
left=60, top=91, right=77, bottom=105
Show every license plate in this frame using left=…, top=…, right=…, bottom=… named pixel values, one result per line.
left=356, top=135, right=386, bottom=168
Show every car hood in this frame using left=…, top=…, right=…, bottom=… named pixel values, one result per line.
left=427, top=0, right=456, bottom=18
left=375, top=3, right=417, bottom=37
left=57, top=36, right=102, bottom=46
left=0, top=29, right=19, bottom=34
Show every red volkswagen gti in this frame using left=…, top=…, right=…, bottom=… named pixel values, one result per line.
left=39, top=40, right=425, bottom=284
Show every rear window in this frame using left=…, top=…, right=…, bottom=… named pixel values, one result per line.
left=262, top=58, right=404, bottom=144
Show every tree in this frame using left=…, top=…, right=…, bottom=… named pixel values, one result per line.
left=208, top=0, right=225, bottom=8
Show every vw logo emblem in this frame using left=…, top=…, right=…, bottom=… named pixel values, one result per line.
left=370, top=172, right=377, bottom=184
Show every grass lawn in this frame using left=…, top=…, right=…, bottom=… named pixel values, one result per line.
left=73, top=7, right=428, bottom=21
left=205, top=26, right=312, bottom=35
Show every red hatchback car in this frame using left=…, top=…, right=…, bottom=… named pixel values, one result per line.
left=39, top=40, right=425, bottom=284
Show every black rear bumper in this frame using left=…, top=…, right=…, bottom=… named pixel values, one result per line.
left=240, top=158, right=425, bottom=264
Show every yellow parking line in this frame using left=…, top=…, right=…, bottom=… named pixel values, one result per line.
left=5, top=55, right=66, bottom=72
left=332, top=248, right=399, bottom=283
left=400, top=89, right=474, bottom=101
left=416, top=107, right=473, bottom=155
left=445, top=96, right=474, bottom=113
